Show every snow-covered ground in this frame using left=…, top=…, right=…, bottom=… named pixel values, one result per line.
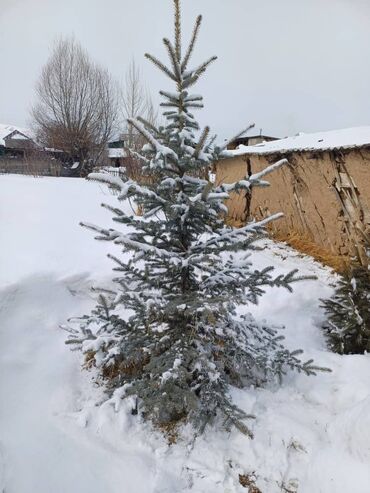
left=1, top=174, right=370, bottom=493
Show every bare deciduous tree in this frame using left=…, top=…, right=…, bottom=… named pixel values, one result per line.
left=32, top=37, right=119, bottom=171
left=120, top=59, right=158, bottom=180
left=122, top=59, right=148, bottom=148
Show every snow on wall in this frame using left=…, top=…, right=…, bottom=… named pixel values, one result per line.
left=230, top=126, right=370, bottom=156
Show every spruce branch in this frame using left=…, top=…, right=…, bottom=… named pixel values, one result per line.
left=249, top=158, right=288, bottom=182
left=184, top=94, right=203, bottom=103
left=160, top=102, right=180, bottom=108
left=182, top=74, right=201, bottom=90
left=86, top=172, right=126, bottom=192
left=216, top=158, right=288, bottom=194
left=219, top=123, right=256, bottom=152
left=194, top=126, right=210, bottom=158
left=204, top=134, right=217, bottom=153
left=163, top=38, right=182, bottom=81
left=195, top=213, right=284, bottom=252
left=186, top=103, right=204, bottom=109
left=181, top=15, right=202, bottom=71
left=127, top=148, right=151, bottom=165
left=186, top=56, right=218, bottom=80
left=144, top=53, right=176, bottom=81
left=173, top=0, right=182, bottom=62
left=127, top=118, right=179, bottom=162
left=136, top=116, right=161, bottom=137
left=160, top=89, right=184, bottom=102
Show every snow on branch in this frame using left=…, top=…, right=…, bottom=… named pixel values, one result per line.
left=159, top=90, right=182, bottom=102
left=87, top=172, right=126, bottom=190
left=190, top=187, right=229, bottom=204
left=181, top=59, right=217, bottom=91
left=194, top=213, right=284, bottom=251
left=184, top=56, right=218, bottom=81
left=183, top=175, right=209, bottom=186
left=136, top=116, right=161, bottom=137
left=119, top=182, right=167, bottom=204
left=219, top=158, right=288, bottom=194
left=184, top=94, right=203, bottom=103
left=112, top=234, right=178, bottom=259
left=249, top=158, right=288, bottom=182
left=87, top=171, right=166, bottom=204
left=127, top=148, right=151, bottom=165
left=127, top=118, right=179, bottom=163
left=81, top=222, right=180, bottom=259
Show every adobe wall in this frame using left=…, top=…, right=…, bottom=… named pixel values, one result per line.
left=216, top=156, right=249, bottom=221
left=216, top=148, right=370, bottom=262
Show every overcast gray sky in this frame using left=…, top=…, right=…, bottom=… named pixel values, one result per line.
left=0, top=0, right=369, bottom=139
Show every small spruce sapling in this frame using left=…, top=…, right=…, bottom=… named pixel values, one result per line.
left=321, top=258, right=370, bottom=354
left=67, top=0, right=324, bottom=435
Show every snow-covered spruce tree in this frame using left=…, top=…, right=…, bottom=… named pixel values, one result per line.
left=321, top=261, right=370, bottom=354
left=68, top=0, right=323, bottom=435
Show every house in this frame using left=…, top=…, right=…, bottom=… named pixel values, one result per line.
left=0, top=124, right=71, bottom=176
left=107, top=139, right=128, bottom=167
left=0, top=126, right=133, bottom=176
left=226, top=132, right=278, bottom=150
left=0, top=124, right=37, bottom=157
left=216, top=126, right=370, bottom=266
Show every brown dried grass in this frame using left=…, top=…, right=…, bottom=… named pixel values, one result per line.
left=84, top=350, right=150, bottom=380
left=273, top=231, right=349, bottom=273
left=158, top=417, right=187, bottom=445
left=225, top=216, right=246, bottom=228
left=102, top=352, right=150, bottom=380
left=239, top=473, right=262, bottom=492
left=83, top=351, right=96, bottom=369
left=136, top=204, right=144, bottom=216
left=225, top=216, right=349, bottom=273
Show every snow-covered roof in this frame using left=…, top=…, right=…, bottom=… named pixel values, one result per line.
left=108, top=148, right=127, bottom=159
left=230, top=126, right=370, bottom=157
left=234, top=134, right=278, bottom=141
left=0, top=124, right=34, bottom=147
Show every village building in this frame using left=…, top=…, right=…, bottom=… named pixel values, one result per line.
left=226, top=132, right=278, bottom=150
left=216, top=126, right=370, bottom=266
left=0, top=124, right=69, bottom=176
left=0, top=126, right=130, bottom=176
left=0, top=124, right=36, bottom=158
left=107, top=139, right=128, bottom=168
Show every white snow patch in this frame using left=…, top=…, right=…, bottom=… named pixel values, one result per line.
left=1, top=174, right=370, bottom=492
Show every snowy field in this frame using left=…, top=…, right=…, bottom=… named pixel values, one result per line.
left=1, top=174, right=370, bottom=493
